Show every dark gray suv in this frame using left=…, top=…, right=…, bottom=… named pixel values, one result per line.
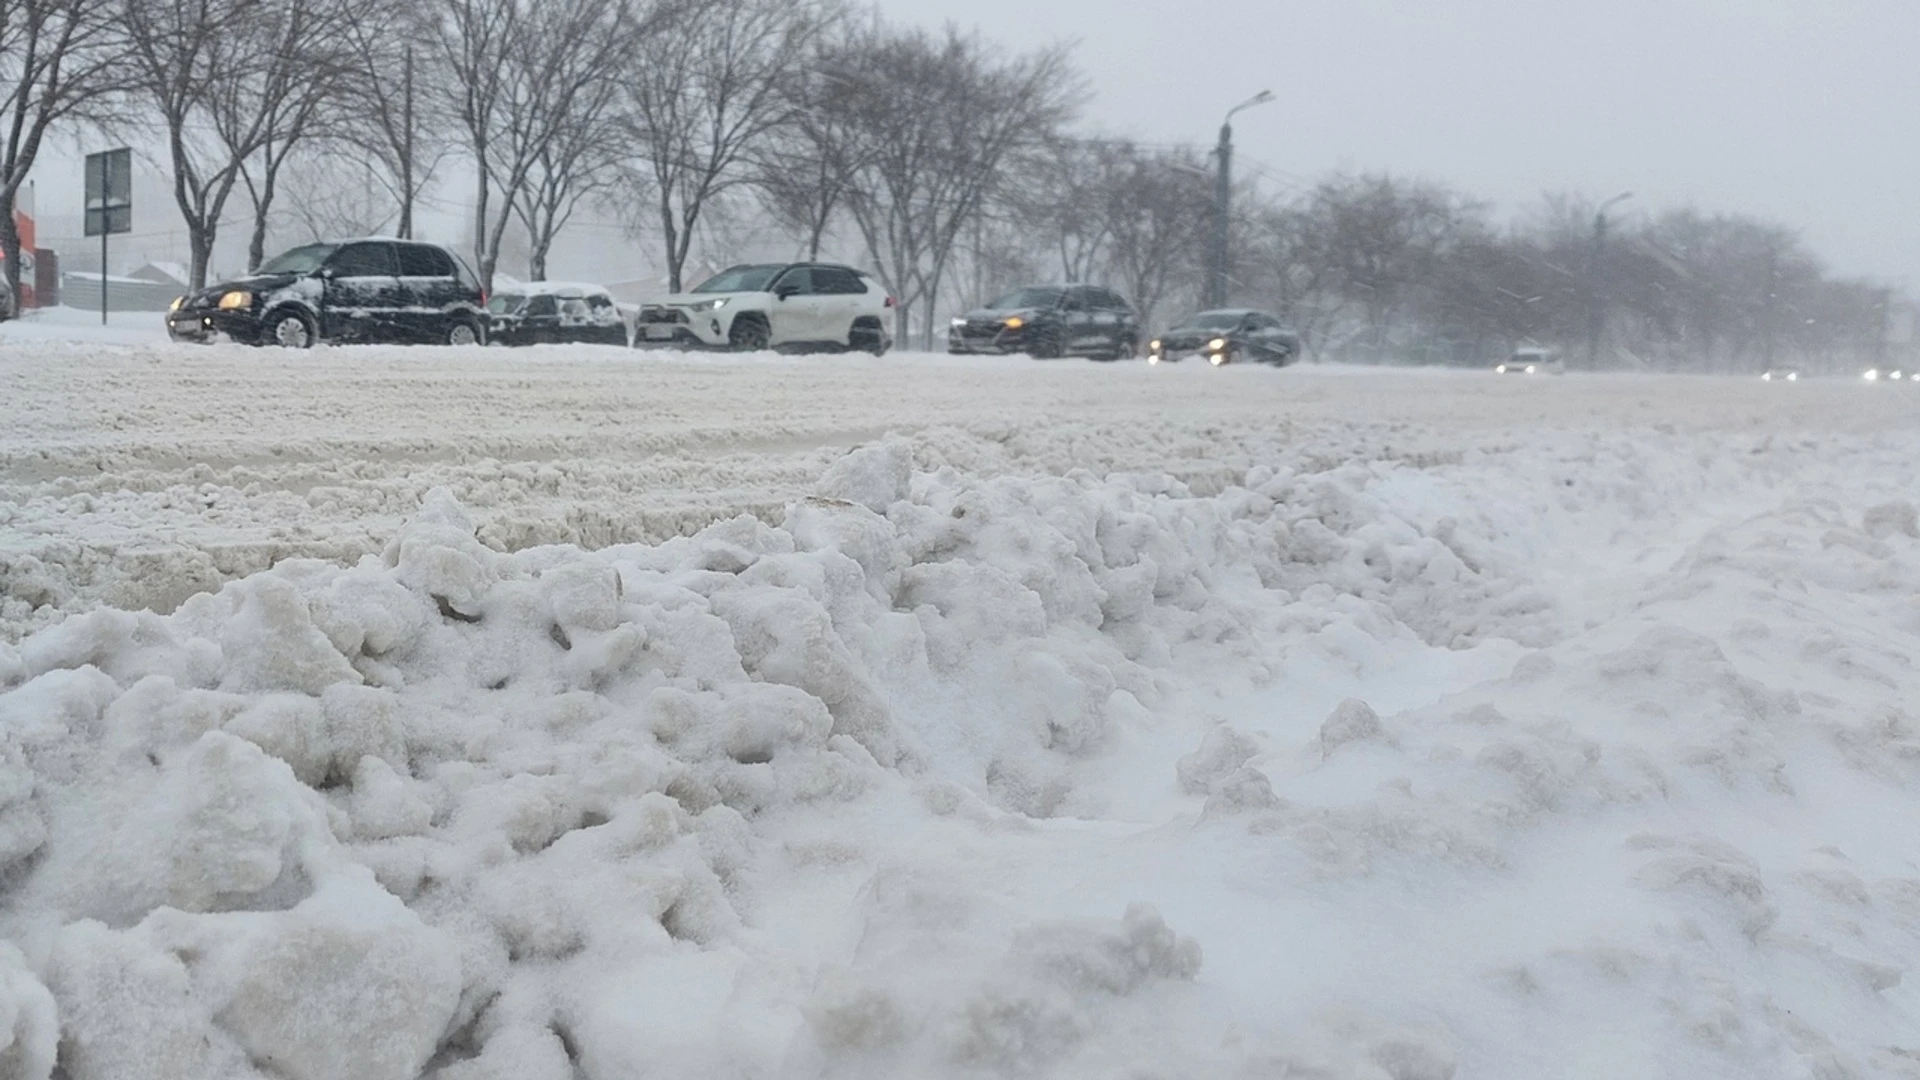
left=167, top=238, right=488, bottom=347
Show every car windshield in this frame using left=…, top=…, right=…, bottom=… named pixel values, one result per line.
left=488, top=294, right=526, bottom=315
left=1172, top=312, right=1247, bottom=331
left=692, top=265, right=784, bottom=294
left=255, top=243, right=337, bottom=276
left=987, top=287, right=1064, bottom=310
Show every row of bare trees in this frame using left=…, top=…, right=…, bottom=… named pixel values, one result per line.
left=0, top=0, right=1087, bottom=349
left=1, top=0, right=1900, bottom=368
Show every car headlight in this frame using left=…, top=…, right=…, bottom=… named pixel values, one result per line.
left=218, top=290, right=252, bottom=310
left=951, top=317, right=966, bottom=327
left=709, top=298, right=730, bottom=310
left=1496, top=365, right=1508, bottom=373
left=1525, top=364, right=1536, bottom=374
left=1003, top=316, right=1024, bottom=330
left=1786, top=372, right=1798, bottom=381
left=1208, top=338, right=1227, bottom=351
left=1865, top=369, right=1880, bottom=381
left=169, top=296, right=184, bottom=312
left=1149, top=339, right=1161, bottom=351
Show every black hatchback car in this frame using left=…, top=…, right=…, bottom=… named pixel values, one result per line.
left=948, top=284, right=1139, bottom=360
left=167, top=238, right=488, bottom=348
left=1149, top=309, right=1301, bottom=366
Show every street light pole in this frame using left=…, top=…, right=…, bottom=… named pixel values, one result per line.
left=1586, top=190, right=1633, bottom=370
left=1208, top=90, right=1274, bottom=310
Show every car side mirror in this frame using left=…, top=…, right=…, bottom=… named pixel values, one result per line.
left=774, top=284, right=800, bottom=300
left=318, top=267, right=336, bottom=280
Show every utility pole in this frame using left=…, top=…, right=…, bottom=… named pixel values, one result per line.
left=1208, top=90, right=1274, bottom=310
left=400, top=46, right=415, bottom=239
left=1585, top=191, right=1632, bottom=369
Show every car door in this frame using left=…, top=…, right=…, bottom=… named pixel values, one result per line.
left=320, top=241, right=401, bottom=342
left=812, top=266, right=866, bottom=344
left=521, top=294, right=561, bottom=343
left=1096, top=288, right=1136, bottom=351
left=767, top=266, right=822, bottom=343
left=1059, top=287, right=1096, bottom=350
left=395, top=242, right=457, bottom=342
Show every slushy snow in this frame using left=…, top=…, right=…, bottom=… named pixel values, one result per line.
left=1, top=339, right=1918, bottom=1078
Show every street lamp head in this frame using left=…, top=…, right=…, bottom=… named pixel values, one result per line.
left=1226, top=90, right=1277, bottom=122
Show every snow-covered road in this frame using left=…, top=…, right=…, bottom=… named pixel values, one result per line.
left=1, top=339, right=1917, bottom=1079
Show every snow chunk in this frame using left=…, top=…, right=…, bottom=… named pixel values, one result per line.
left=1862, top=500, right=1918, bottom=539
left=816, top=439, right=914, bottom=513
left=1177, top=724, right=1260, bottom=795
left=193, top=879, right=463, bottom=1080
left=218, top=575, right=360, bottom=695
left=0, top=943, right=56, bottom=1080
left=1011, top=903, right=1203, bottom=995
left=1319, top=698, right=1389, bottom=757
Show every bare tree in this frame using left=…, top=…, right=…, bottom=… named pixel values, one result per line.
left=0, top=0, right=121, bottom=305
left=275, top=148, right=401, bottom=241
left=1100, top=146, right=1211, bottom=330
left=234, top=0, right=367, bottom=270
left=828, top=22, right=1082, bottom=348
left=618, top=0, right=822, bottom=293
left=750, top=31, right=870, bottom=262
left=508, top=0, right=635, bottom=281
left=336, top=1, right=449, bottom=239
left=123, top=0, right=348, bottom=287
left=435, top=0, right=520, bottom=287
left=438, top=0, right=639, bottom=289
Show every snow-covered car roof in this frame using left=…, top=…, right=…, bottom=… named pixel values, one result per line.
left=489, top=282, right=613, bottom=300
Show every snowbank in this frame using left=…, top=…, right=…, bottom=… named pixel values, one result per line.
left=2, top=342, right=1918, bottom=1077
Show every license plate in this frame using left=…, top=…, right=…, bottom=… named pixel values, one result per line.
left=645, top=325, right=675, bottom=340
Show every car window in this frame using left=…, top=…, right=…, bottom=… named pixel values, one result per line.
left=525, top=294, right=559, bottom=317
left=451, top=253, right=481, bottom=293
left=487, top=294, right=525, bottom=315
left=587, top=294, right=613, bottom=309
left=1097, top=289, right=1131, bottom=311
left=815, top=267, right=865, bottom=294
left=988, top=287, right=1064, bottom=310
left=693, top=265, right=784, bottom=293
left=772, top=267, right=816, bottom=295
left=1174, top=311, right=1244, bottom=331
left=396, top=243, right=454, bottom=277
left=258, top=243, right=337, bottom=275
left=1061, top=289, right=1089, bottom=311
left=326, top=242, right=398, bottom=277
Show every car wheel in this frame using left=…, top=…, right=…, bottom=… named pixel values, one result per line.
left=728, top=314, right=771, bottom=352
left=1025, top=326, right=1064, bottom=359
left=263, top=310, right=316, bottom=349
left=849, top=319, right=889, bottom=356
left=446, top=318, right=481, bottom=346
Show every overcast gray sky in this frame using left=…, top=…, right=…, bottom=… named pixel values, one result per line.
left=876, top=0, right=1920, bottom=288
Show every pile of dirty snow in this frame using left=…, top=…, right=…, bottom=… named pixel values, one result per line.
left=2, top=413, right=1919, bottom=1077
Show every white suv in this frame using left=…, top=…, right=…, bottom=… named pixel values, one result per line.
left=635, top=262, right=893, bottom=354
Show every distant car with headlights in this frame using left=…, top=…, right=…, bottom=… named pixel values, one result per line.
left=1760, top=368, right=1801, bottom=382
left=166, top=238, right=487, bottom=347
left=633, top=262, right=891, bottom=354
left=1148, top=309, right=1299, bottom=366
left=489, top=282, right=627, bottom=346
left=1862, top=366, right=1910, bottom=383
left=1495, top=346, right=1563, bottom=375
left=948, top=284, right=1139, bottom=360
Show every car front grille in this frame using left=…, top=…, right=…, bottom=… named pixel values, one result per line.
left=639, top=307, right=690, bottom=325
